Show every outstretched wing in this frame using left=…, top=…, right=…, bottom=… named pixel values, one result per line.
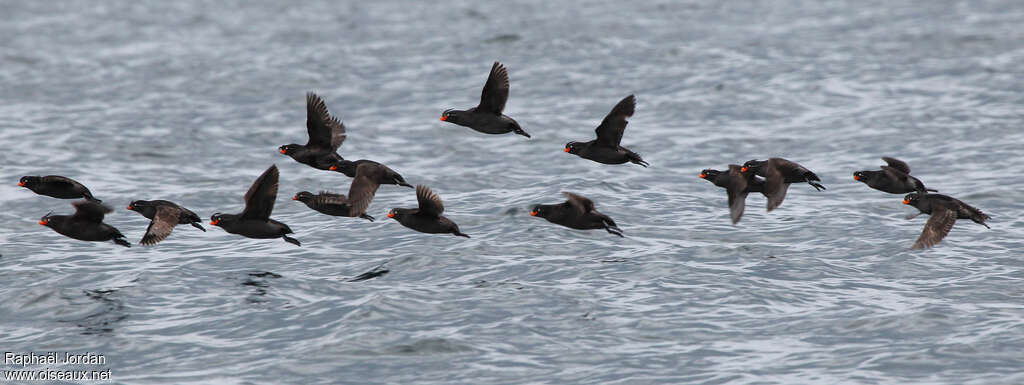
left=476, top=61, right=510, bottom=114
left=763, top=165, right=789, bottom=212
left=346, top=163, right=382, bottom=217
left=882, top=157, right=911, bottom=174
left=416, top=185, right=445, bottom=217
left=141, top=206, right=180, bottom=245
left=241, top=165, right=279, bottom=220
left=306, top=92, right=347, bottom=151
left=913, top=208, right=956, bottom=249
left=880, top=165, right=908, bottom=179
left=594, top=95, right=636, bottom=148
left=562, top=192, right=595, bottom=214
left=71, top=201, right=111, bottom=222
left=726, top=165, right=749, bottom=224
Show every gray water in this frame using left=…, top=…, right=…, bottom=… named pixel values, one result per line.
left=2, top=1, right=1023, bottom=384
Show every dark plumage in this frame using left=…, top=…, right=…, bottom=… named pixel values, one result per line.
left=530, top=192, right=622, bottom=237
left=903, top=193, right=990, bottom=249
left=328, top=159, right=412, bottom=188
left=699, top=165, right=767, bottom=224
left=293, top=191, right=375, bottom=221
left=564, top=95, right=648, bottom=167
left=440, top=61, right=530, bottom=138
left=18, top=175, right=100, bottom=202
left=741, top=158, right=825, bottom=211
left=387, top=185, right=469, bottom=238
left=127, top=200, right=206, bottom=245
left=279, top=92, right=346, bottom=170
left=333, top=162, right=396, bottom=220
left=39, top=201, right=129, bottom=247
left=854, top=157, right=936, bottom=194
left=210, top=165, right=300, bottom=246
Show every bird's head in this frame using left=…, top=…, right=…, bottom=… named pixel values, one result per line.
left=279, top=144, right=300, bottom=155
left=740, top=159, right=765, bottom=173
left=18, top=176, right=40, bottom=188
left=210, top=213, right=223, bottom=226
left=564, top=142, right=582, bottom=154
left=126, top=200, right=148, bottom=212
left=529, top=205, right=549, bottom=218
left=38, top=211, right=53, bottom=227
left=440, top=109, right=460, bottom=124
left=902, top=193, right=921, bottom=206
left=699, top=169, right=720, bottom=180
left=293, top=191, right=313, bottom=203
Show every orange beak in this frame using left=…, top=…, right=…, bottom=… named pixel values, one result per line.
left=529, top=210, right=538, bottom=216
left=38, top=219, right=48, bottom=225
left=329, top=165, right=338, bottom=171
left=292, top=196, right=298, bottom=200
left=563, top=147, right=570, bottom=153
left=699, top=173, right=707, bottom=179
left=387, top=212, right=395, bottom=218
left=18, top=181, right=25, bottom=187
left=210, top=219, right=220, bottom=226
left=440, top=115, right=447, bottom=121
left=127, top=206, right=134, bottom=210
left=279, top=148, right=287, bottom=154
left=853, top=175, right=860, bottom=181
left=902, top=199, right=910, bottom=205
left=740, top=167, right=749, bottom=172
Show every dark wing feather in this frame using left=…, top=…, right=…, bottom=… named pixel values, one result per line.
left=763, top=165, right=789, bottom=212
left=880, top=165, right=908, bottom=179
left=476, top=61, right=509, bottom=114
left=882, top=157, right=911, bottom=174
left=726, top=165, right=749, bottom=224
left=316, top=191, right=349, bottom=205
left=306, top=92, right=347, bottom=151
left=346, top=163, right=382, bottom=217
left=769, top=158, right=806, bottom=176
left=40, top=175, right=78, bottom=188
left=141, top=206, right=180, bottom=245
left=71, top=201, right=111, bottom=222
left=241, top=165, right=279, bottom=220
left=913, top=208, right=956, bottom=249
left=594, top=95, right=636, bottom=148
left=415, top=185, right=445, bottom=217
left=562, top=192, right=595, bottom=214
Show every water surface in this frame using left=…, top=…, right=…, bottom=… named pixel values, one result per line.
left=1, top=1, right=1023, bottom=384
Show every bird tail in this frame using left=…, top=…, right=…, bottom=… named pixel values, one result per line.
left=113, top=238, right=131, bottom=247
left=603, top=218, right=624, bottom=237
left=283, top=235, right=301, bottom=246
left=454, top=231, right=471, bottom=238
left=606, top=227, right=624, bottom=237
left=191, top=222, right=207, bottom=232
left=804, top=171, right=825, bottom=191
left=628, top=152, right=649, bottom=168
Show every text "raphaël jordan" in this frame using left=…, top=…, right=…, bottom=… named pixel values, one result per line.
left=5, top=352, right=106, bottom=366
